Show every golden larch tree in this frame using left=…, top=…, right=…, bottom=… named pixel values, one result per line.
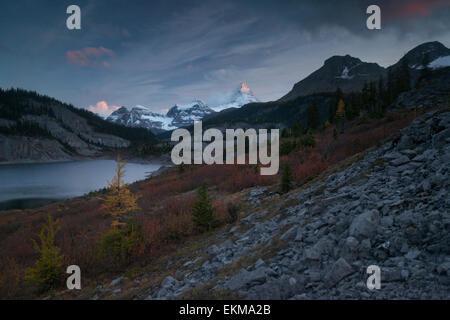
left=100, top=154, right=140, bottom=229
left=336, top=99, right=346, bottom=133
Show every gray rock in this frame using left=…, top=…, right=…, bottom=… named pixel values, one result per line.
left=345, top=236, right=359, bottom=249
left=280, top=226, right=298, bottom=241
left=305, top=238, right=333, bottom=260
left=324, top=258, right=354, bottom=288
left=254, top=258, right=266, bottom=268
left=175, top=270, right=183, bottom=280
left=110, top=276, right=125, bottom=287
left=349, top=210, right=380, bottom=239
left=436, top=262, right=450, bottom=275
left=206, top=244, right=219, bottom=256
left=183, top=257, right=201, bottom=268
left=383, top=268, right=407, bottom=282
left=161, top=276, right=178, bottom=289
left=432, top=128, right=450, bottom=149
left=294, top=228, right=304, bottom=242
left=381, top=216, right=394, bottom=227
left=391, top=155, right=410, bottom=166
left=224, top=267, right=268, bottom=291
left=289, top=277, right=297, bottom=286
left=404, top=249, right=421, bottom=260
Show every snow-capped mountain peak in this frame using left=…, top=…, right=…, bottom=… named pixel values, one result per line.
left=107, top=105, right=177, bottom=133
left=212, top=82, right=258, bottom=112
left=107, top=83, right=258, bottom=132
left=240, top=82, right=251, bottom=93
left=167, top=100, right=215, bottom=127
left=107, top=100, right=215, bottom=133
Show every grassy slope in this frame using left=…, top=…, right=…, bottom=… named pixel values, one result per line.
left=0, top=109, right=418, bottom=299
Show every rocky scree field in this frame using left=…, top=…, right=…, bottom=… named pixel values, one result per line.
left=90, top=109, right=449, bottom=300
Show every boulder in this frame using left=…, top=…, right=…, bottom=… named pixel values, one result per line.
left=324, top=258, right=353, bottom=288
left=349, top=210, right=380, bottom=239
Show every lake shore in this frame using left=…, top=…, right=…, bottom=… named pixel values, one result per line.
left=0, top=158, right=171, bottom=211
left=0, top=152, right=173, bottom=166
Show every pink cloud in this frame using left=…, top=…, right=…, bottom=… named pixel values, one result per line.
left=66, top=46, right=115, bottom=67
left=87, top=101, right=120, bottom=117
left=388, top=0, right=450, bottom=19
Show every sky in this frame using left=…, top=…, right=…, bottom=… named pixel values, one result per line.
left=1, top=0, right=450, bottom=116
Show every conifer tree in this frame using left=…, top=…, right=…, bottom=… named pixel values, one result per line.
left=398, top=59, right=411, bottom=93
left=280, top=163, right=293, bottom=193
left=100, top=154, right=140, bottom=229
left=192, top=182, right=218, bottom=233
left=419, top=53, right=431, bottom=84
left=307, top=100, right=320, bottom=130
left=336, top=99, right=346, bottom=133
left=25, top=215, right=64, bottom=290
left=292, top=120, right=304, bottom=137
left=300, top=130, right=316, bottom=148
left=329, top=88, right=343, bottom=123
left=333, top=128, right=338, bottom=140
left=386, top=68, right=395, bottom=104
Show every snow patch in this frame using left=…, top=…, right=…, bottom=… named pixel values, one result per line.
left=429, top=55, right=450, bottom=69
left=336, top=66, right=356, bottom=80
left=212, top=83, right=258, bottom=112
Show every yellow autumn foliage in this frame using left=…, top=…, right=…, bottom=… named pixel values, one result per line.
left=336, top=99, right=346, bottom=118
left=100, top=154, right=140, bottom=228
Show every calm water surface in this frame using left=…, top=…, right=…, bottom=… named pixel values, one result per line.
left=0, top=160, right=161, bottom=210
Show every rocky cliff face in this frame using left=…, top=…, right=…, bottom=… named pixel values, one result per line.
left=0, top=89, right=148, bottom=163
left=395, top=67, right=450, bottom=110
left=134, top=109, right=449, bottom=300
left=0, top=135, right=72, bottom=162
left=281, top=55, right=386, bottom=101
left=389, top=41, right=450, bottom=73
left=107, top=101, right=216, bottom=134
left=281, top=41, right=450, bottom=102
left=167, top=100, right=216, bottom=128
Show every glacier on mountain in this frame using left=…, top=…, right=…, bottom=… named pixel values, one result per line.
left=211, top=83, right=258, bottom=112
left=107, top=83, right=259, bottom=132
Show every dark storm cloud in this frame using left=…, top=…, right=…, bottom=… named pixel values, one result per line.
left=0, top=0, right=449, bottom=112
left=238, top=0, right=450, bottom=37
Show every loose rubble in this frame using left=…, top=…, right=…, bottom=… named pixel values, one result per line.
left=109, top=110, right=450, bottom=300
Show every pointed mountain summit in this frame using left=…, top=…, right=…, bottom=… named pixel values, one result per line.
left=107, top=100, right=215, bottom=133
left=107, top=105, right=176, bottom=133
left=167, top=100, right=215, bottom=128
left=281, top=55, right=386, bottom=101
left=212, top=82, right=258, bottom=111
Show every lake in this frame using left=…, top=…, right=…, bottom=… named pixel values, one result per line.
left=0, top=160, right=162, bottom=210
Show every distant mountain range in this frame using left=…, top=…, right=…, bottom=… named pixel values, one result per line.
left=2, top=41, right=449, bottom=161
left=108, top=41, right=450, bottom=136
left=106, top=83, right=258, bottom=133
left=0, top=89, right=156, bottom=163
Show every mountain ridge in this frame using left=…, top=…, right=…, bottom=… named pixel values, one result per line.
left=107, top=82, right=258, bottom=132
left=281, top=41, right=450, bottom=102
left=0, top=88, right=156, bottom=163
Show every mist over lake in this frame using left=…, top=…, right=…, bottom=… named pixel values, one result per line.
left=0, top=160, right=162, bottom=210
